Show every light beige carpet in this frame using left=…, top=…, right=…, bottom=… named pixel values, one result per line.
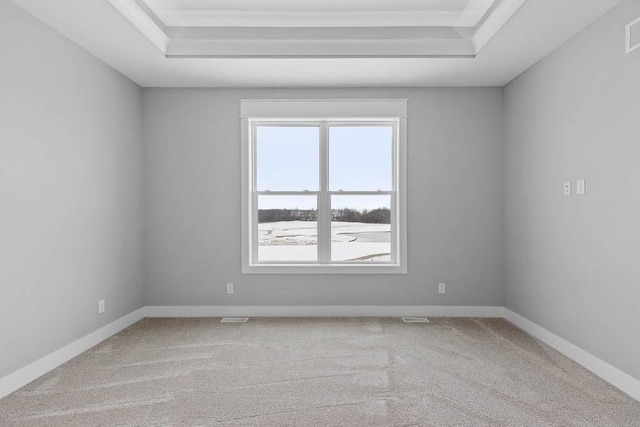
left=0, top=317, right=638, bottom=426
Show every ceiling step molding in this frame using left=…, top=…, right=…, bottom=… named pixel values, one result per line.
left=107, top=0, right=526, bottom=59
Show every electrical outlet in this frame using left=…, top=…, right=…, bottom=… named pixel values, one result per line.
left=438, top=283, right=446, bottom=294
left=98, top=299, right=105, bottom=314
left=226, top=283, right=234, bottom=294
left=564, top=181, right=571, bottom=196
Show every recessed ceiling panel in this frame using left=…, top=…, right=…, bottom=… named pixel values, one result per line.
left=109, top=0, right=522, bottom=58
left=144, top=0, right=497, bottom=28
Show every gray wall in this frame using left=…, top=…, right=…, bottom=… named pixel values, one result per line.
left=504, top=0, right=640, bottom=380
left=143, top=88, right=504, bottom=307
left=0, top=2, right=144, bottom=378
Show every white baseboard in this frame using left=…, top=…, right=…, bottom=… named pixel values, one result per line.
left=504, top=309, right=640, bottom=401
left=0, top=308, right=146, bottom=400
left=144, top=305, right=505, bottom=318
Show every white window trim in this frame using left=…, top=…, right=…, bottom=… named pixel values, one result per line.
left=240, top=99, right=408, bottom=274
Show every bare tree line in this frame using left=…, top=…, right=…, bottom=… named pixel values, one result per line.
left=258, top=207, right=390, bottom=224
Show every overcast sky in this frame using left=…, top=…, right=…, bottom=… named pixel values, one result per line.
left=257, top=125, right=392, bottom=211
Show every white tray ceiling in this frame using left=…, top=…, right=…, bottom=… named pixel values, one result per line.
left=11, top=0, right=624, bottom=87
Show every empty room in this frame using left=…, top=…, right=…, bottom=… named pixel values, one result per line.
left=1, top=0, right=639, bottom=425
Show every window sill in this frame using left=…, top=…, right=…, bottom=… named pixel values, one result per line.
left=242, top=264, right=407, bottom=275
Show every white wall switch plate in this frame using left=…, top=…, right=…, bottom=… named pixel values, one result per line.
left=576, top=179, right=586, bottom=195
left=226, top=283, right=234, bottom=294
left=98, top=299, right=105, bottom=314
left=564, top=181, right=572, bottom=196
left=438, top=283, right=446, bottom=294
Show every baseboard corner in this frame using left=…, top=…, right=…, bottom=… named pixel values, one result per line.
left=0, top=307, right=146, bottom=400
left=504, top=308, right=640, bottom=401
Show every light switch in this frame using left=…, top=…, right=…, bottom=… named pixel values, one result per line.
left=576, top=179, right=586, bottom=195
left=564, top=181, right=571, bottom=196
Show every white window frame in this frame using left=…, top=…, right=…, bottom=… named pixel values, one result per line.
left=240, top=99, right=407, bottom=274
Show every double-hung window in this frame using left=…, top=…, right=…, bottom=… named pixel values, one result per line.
left=241, top=99, right=407, bottom=274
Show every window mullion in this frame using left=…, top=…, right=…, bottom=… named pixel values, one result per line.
left=317, top=122, right=330, bottom=264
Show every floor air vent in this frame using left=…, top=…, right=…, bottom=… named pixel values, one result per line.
left=626, top=16, right=640, bottom=54
left=402, top=317, right=430, bottom=323
left=220, top=317, right=248, bottom=323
